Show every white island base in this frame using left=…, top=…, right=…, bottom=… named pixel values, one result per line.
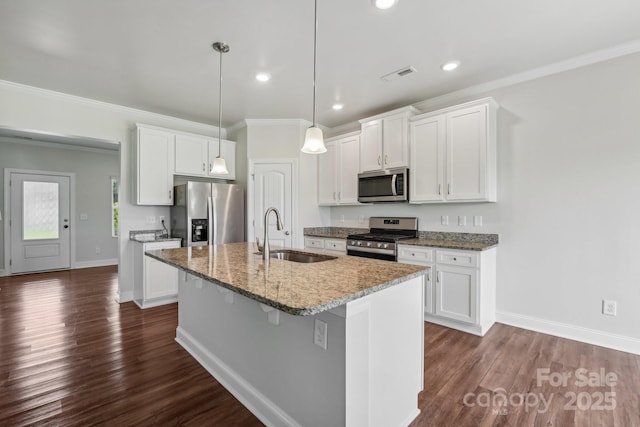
left=175, top=271, right=424, bottom=427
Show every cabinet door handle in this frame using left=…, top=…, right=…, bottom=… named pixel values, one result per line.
left=438, top=184, right=442, bottom=195
left=333, top=191, right=336, bottom=200
left=377, top=155, right=381, bottom=166
left=169, top=190, right=172, bottom=200
left=338, top=192, right=341, bottom=200
left=202, top=162, right=205, bottom=172
left=209, top=163, right=212, bottom=172
left=437, top=271, right=441, bottom=283
left=448, top=184, right=451, bottom=195
left=384, top=154, right=388, bottom=165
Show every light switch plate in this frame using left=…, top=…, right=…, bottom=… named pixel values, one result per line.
left=314, top=319, right=328, bottom=350
left=80, top=213, right=88, bottom=221
left=441, top=215, right=449, bottom=225
left=473, top=215, right=483, bottom=226
left=458, top=215, right=466, bottom=226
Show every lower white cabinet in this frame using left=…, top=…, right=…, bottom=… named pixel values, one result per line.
left=398, top=244, right=496, bottom=336
left=304, top=237, right=347, bottom=255
left=133, top=240, right=181, bottom=308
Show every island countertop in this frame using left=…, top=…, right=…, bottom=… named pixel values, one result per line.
left=146, top=242, right=427, bottom=316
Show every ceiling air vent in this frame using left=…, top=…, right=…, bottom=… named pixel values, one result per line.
left=380, top=66, right=417, bottom=82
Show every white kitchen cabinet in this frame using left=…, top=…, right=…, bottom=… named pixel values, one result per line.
left=208, top=139, right=236, bottom=180
left=398, top=244, right=496, bottom=336
left=304, top=237, right=347, bottom=255
left=175, top=134, right=208, bottom=176
left=359, top=106, right=419, bottom=172
left=318, top=132, right=360, bottom=205
left=410, top=98, right=497, bottom=203
left=133, top=239, right=181, bottom=308
left=133, top=125, right=174, bottom=206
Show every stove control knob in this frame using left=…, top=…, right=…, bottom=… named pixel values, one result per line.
left=350, top=240, right=356, bottom=246
left=366, top=242, right=372, bottom=247
left=376, top=243, right=383, bottom=248
left=382, top=243, right=389, bottom=249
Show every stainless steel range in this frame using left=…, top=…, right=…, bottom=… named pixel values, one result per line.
left=347, top=217, right=418, bottom=261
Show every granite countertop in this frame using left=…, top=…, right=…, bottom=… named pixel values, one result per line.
left=146, top=242, right=427, bottom=316
left=130, top=230, right=182, bottom=243
left=304, top=227, right=498, bottom=251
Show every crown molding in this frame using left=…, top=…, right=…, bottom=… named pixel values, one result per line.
left=414, top=39, right=640, bottom=112
left=0, top=79, right=221, bottom=136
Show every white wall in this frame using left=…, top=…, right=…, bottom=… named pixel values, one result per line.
left=0, top=80, right=222, bottom=301
left=0, top=139, right=120, bottom=269
left=331, top=52, right=640, bottom=350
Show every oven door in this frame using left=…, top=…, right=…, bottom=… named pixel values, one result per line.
left=358, top=168, right=408, bottom=203
left=347, top=247, right=396, bottom=262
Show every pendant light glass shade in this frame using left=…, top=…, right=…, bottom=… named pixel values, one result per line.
left=211, top=41, right=229, bottom=174
left=211, top=155, right=229, bottom=174
left=301, top=126, right=326, bottom=153
left=301, top=0, right=326, bottom=155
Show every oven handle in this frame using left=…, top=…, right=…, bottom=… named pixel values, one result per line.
left=391, top=174, right=398, bottom=196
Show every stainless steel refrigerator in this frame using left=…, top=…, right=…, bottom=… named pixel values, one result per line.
left=171, top=181, right=245, bottom=247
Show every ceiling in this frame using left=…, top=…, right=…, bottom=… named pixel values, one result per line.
left=1, top=0, right=640, bottom=129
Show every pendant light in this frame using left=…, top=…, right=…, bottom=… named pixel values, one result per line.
left=301, top=0, right=327, bottom=154
left=211, top=41, right=230, bottom=174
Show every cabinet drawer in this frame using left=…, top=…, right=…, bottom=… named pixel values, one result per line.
left=436, top=250, right=478, bottom=268
left=398, top=246, right=434, bottom=264
left=304, top=237, right=325, bottom=250
left=324, top=239, right=346, bottom=252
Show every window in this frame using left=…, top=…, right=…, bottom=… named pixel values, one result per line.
left=111, top=177, right=119, bottom=237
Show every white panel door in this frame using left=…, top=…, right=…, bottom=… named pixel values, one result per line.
left=318, top=142, right=338, bottom=205
left=359, top=120, right=383, bottom=172
left=175, top=134, right=208, bottom=176
left=435, top=265, right=477, bottom=324
left=253, top=163, right=293, bottom=248
left=382, top=113, right=408, bottom=169
left=10, top=172, right=71, bottom=273
left=338, top=135, right=360, bottom=204
left=446, top=105, right=487, bottom=201
left=410, top=115, right=445, bottom=202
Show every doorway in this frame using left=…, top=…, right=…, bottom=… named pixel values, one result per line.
left=249, top=160, right=297, bottom=248
left=5, top=169, right=75, bottom=274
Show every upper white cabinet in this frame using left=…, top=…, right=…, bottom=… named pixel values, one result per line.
left=318, top=132, right=360, bottom=205
left=133, top=125, right=175, bottom=206
left=208, top=139, right=236, bottom=180
left=410, top=98, right=497, bottom=203
left=175, top=134, right=208, bottom=176
left=359, top=106, right=419, bottom=172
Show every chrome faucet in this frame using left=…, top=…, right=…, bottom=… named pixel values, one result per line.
left=261, top=207, right=284, bottom=261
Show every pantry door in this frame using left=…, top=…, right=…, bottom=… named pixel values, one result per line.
left=9, top=171, right=72, bottom=274
left=250, top=161, right=295, bottom=249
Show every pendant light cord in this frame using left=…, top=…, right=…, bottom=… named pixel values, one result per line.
left=312, top=0, right=318, bottom=127
left=218, top=46, right=223, bottom=156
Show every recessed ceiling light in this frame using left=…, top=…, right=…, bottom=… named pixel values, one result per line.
left=373, top=0, right=398, bottom=10
left=255, top=72, right=271, bottom=82
left=332, top=103, right=344, bottom=111
left=441, top=61, right=460, bottom=71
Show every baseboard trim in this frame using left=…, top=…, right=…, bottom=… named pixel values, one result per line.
left=496, top=310, right=640, bottom=356
left=175, top=326, right=302, bottom=427
left=73, top=259, right=118, bottom=269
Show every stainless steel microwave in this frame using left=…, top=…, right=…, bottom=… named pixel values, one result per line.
left=358, top=167, right=409, bottom=203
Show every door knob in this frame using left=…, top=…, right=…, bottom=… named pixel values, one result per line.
left=285, top=231, right=290, bottom=235
left=64, top=225, right=69, bottom=229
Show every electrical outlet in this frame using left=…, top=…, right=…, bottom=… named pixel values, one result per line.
left=340, top=214, right=345, bottom=223
left=441, top=215, right=449, bottom=225
left=159, top=215, right=165, bottom=223
left=458, top=215, right=466, bottom=226
left=314, top=319, right=328, bottom=350
left=358, top=215, right=365, bottom=224
left=80, top=213, right=88, bottom=221
left=473, top=215, right=483, bottom=226
left=146, top=216, right=156, bottom=224
left=602, top=300, right=617, bottom=316
left=95, top=247, right=101, bottom=254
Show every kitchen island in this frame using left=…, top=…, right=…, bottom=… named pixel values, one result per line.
left=147, top=242, right=428, bottom=427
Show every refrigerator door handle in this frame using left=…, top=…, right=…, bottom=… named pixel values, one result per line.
left=207, top=196, right=214, bottom=245
left=211, top=197, right=218, bottom=245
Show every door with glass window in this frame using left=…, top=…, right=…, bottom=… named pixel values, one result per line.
left=10, top=172, right=71, bottom=273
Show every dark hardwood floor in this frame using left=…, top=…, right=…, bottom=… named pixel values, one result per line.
left=1, top=266, right=638, bottom=426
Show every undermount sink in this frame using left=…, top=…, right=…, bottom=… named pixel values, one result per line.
left=269, top=250, right=337, bottom=263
